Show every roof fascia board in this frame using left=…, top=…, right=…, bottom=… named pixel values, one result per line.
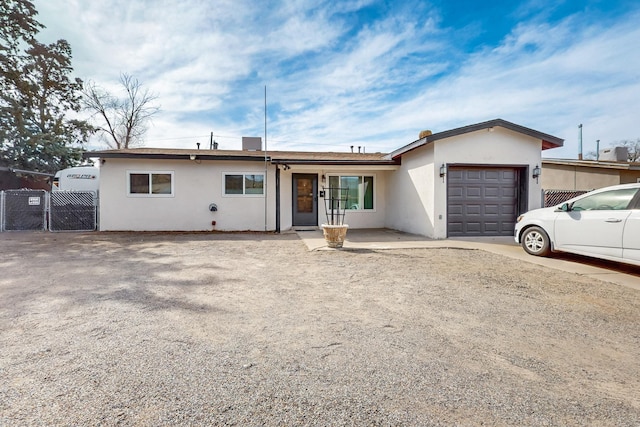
left=271, top=159, right=398, bottom=166
left=543, top=159, right=640, bottom=170
left=82, top=152, right=267, bottom=162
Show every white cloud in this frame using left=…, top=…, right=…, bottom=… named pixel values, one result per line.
left=33, top=1, right=640, bottom=157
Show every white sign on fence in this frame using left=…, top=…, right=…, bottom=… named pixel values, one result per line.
left=28, top=196, right=41, bottom=206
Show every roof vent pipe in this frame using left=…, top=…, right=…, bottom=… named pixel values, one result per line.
left=197, top=142, right=200, bottom=150
left=350, top=145, right=354, bottom=153
left=419, top=130, right=432, bottom=139
left=358, top=146, right=361, bottom=153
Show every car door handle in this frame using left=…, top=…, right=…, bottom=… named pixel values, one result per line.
left=605, top=218, right=622, bottom=223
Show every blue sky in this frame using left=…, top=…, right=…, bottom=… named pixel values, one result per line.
left=34, top=0, right=640, bottom=158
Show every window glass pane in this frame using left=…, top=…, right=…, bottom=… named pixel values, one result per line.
left=572, top=188, right=638, bottom=211
left=341, top=176, right=360, bottom=209
left=151, top=173, right=172, bottom=194
left=245, top=174, right=264, bottom=194
left=225, top=175, right=243, bottom=194
left=130, top=173, right=149, bottom=194
left=363, top=176, right=374, bottom=209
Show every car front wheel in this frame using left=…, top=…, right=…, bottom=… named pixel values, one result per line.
left=521, top=226, right=551, bottom=257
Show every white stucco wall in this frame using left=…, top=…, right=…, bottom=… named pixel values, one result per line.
left=388, top=127, right=544, bottom=239
left=385, top=145, right=436, bottom=236
left=99, top=158, right=276, bottom=231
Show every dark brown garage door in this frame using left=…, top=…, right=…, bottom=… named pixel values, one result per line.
left=447, top=167, right=518, bottom=237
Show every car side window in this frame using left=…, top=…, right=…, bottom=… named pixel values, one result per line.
left=571, top=188, right=639, bottom=211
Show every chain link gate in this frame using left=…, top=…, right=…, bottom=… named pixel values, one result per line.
left=49, top=191, right=97, bottom=231
left=2, top=190, right=48, bottom=231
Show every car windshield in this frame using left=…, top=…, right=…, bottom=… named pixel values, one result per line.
left=571, top=188, right=638, bottom=211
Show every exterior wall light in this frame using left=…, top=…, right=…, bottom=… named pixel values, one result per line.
left=532, top=164, right=541, bottom=183
left=190, top=154, right=197, bottom=161
left=439, top=164, right=447, bottom=177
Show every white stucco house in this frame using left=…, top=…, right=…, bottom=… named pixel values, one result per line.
left=84, top=119, right=563, bottom=238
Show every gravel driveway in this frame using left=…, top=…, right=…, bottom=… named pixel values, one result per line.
left=1, top=232, right=640, bottom=426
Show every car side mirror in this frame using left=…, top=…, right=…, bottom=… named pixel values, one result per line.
left=560, top=203, right=571, bottom=212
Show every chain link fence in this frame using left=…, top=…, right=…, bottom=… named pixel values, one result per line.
left=50, top=191, right=97, bottom=232
left=2, top=190, right=48, bottom=231
left=0, top=190, right=97, bottom=232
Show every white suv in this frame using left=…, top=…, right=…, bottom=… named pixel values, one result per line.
left=515, top=183, right=640, bottom=267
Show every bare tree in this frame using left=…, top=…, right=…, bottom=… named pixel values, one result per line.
left=83, top=73, right=159, bottom=149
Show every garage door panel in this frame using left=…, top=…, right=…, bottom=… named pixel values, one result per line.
left=501, top=204, right=516, bottom=215
left=501, top=221, right=515, bottom=232
left=448, top=170, right=464, bottom=181
left=485, top=170, right=500, bottom=180
left=465, top=222, right=482, bottom=233
left=465, top=187, right=482, bottom=198
left=502, top=187, right=516, bottom=197
left=448, top=222, right=463, bottom=233
left=465, top=204, right=482, bottom=216
left=501, top=170, right=516, bottom=179
left=484, top=222, right=499, bottom=232
left=466, top=170, right=482, bottom=180
left=448, top=187, right=464, bottom=198
left=448, top=167, right=519, bottom=237
left=448, top=205, right=463, bottom=215
left=484, top=204, right=499, bottom=215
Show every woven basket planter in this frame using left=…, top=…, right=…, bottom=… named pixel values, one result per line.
left=321, top=224, right=349, bottom=248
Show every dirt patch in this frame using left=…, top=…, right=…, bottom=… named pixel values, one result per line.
left=1, top=232, right=639, bottom=426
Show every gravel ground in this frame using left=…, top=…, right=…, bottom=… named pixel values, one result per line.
left=1, top=232, right=640, bottom=426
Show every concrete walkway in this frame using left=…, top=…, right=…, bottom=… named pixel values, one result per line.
left=294, top=228, right=640, bottom=291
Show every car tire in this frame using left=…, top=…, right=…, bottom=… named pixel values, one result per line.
left=521, top=226, right=551, bottom=257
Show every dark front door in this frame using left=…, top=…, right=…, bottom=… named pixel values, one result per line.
left=293, top=174, right=318, bottom=226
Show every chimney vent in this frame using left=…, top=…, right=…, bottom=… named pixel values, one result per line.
left=242, top=137, right=262, bottom=151
left=419, top=130, right=432, bottom=139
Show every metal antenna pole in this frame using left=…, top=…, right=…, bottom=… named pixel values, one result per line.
left=578, top=124, right=583, bottom=160
left=264, top=85, right=268, bottom=231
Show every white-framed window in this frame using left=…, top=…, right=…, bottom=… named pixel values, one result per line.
left=223, top=172, right=264, bottom=196
left=328, top=174, right=374, bottom=210
left=127, top=171, right=174, bottom=197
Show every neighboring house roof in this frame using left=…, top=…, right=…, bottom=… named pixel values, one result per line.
left=543, top=158, right=640, bottom=171
left=83, top=148, right=399, bottom=166
left=389, top=118, right=564, bottom=160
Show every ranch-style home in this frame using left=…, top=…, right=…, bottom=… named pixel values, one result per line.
left=84, top=118, right=563, bottom=238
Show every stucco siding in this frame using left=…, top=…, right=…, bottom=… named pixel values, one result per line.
left=99, top=158, right=275, bottom=231
left=387, top=127, right=544, bottom=239
left=541, top=164, right=620, bottom=190
left=433, top=128, right=542, bottom=238
left=386, top=145, right=436, bottom=236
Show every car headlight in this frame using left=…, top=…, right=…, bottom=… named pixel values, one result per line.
left=516, top=214, right=524, bottom=223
